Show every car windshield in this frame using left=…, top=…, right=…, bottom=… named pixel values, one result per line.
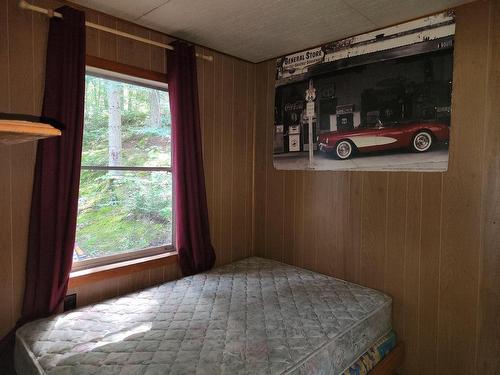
left=366, top=119, right=386, bottom=129
left=372, top=119, right=399, bottom=128
left=361, top=119, right=402, bottom=129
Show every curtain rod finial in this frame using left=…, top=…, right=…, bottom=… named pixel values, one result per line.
left=18, top=0, right=29, bottom=10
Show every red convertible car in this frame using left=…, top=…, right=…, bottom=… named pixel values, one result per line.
left=318, top=120, right=450, bottom=159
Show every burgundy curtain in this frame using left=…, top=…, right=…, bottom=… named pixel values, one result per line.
left=167, top=41, right=216, bottom=276
left=21, top=7, right=86, bottom=322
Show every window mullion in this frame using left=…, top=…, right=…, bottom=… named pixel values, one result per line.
left=81, top=165, right=172, bottom=172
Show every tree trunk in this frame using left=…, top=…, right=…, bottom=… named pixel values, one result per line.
left=107, top=82, right=122, bottom=175
left=123, top=87, right=129, bottom=111
left=149, top=90, right=161, bottom=128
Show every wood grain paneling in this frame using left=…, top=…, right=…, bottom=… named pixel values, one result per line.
left=476, top=1, right=500, bottom=374
left=437, top=3, right=488, bottom=374
left=0, top=0, right=12, bottom=341
left=253, top=62, right=269, bottom=258
left=195, top=47, right=255, bottom=267
left=0, top=0, right=256, bottom=334
left=0, top=146, right=12, bottom=340
left=253, top=1, right=500, bottom=374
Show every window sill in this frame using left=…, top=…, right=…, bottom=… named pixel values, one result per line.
left=68, top=251, right=178, bottom=289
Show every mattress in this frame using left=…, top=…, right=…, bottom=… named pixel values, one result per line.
left=15, top=257, right=392, bottom=375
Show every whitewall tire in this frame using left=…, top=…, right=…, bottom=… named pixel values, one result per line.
left=411, top=131, right=433, bottom=152
left=335, top=140, right=353, bottom=159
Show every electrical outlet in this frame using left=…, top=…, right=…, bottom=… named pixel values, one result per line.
left=64, top=293, right=77, bottom=311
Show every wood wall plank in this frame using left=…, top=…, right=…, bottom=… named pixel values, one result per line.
left=246, top=64, right=256, bottom=258
left=32, top=2, right=48, bottom=114
left=202, top=48, right=215, bottom=253
left=331, top=173, right=349, bottom=280
left=0, top=147, right=13, bottom=339
left=384, top=172, right=407, bottom=349
left=84, top=10, right=99, bottom=57
left=345, top=172, right=363, bottom=284
left=149, top=31, right=170, bottom=74
left=116, top=22, right=149, bottom=70
left=10, top=143, right=36, bottom=323
left=97, top=14, right=117, bottom=61
left=476, top=1, right=500, bottom=373
left=196, top=47, right=204, bottom=143
left=8, top=0, right=34, bottom=115
left=7, top=0, right=37, bottom=327
left=437, top=3, right=489, bottom=373
left=293, top=171, right=305, bottom=268
left=253, top=62, right=269, bottom=257
left=0, top=0, right=9, bottom=112
left=231, top=59, right=248, bottom=260
left=301, top=171, right=319, bottom=271
left=402, top=173, right=422, bottom=375
left=314, top=171, right=334, bottom=275
left=283, top=171, right=296, bottom=265
left=220, top=55, right=234, bottom=264
left=264, top=62, right=282, bottom=261
left=417, top=173, right=442, bottom=374
left=211, top=51, right=224, bottom=266
left=0, top=0, right=12, bottom=339
left=360, top=173, right=387, bottom=291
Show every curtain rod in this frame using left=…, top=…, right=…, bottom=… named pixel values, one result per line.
left=18, top=0, right=213, bottom=62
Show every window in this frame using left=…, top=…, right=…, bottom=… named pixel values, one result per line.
left=73, top=69, right=173, bottom=271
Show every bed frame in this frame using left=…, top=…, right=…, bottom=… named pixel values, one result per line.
left=369, top=342, right=405, bottom=375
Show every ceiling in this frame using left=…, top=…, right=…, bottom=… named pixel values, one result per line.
left=72, top=0, right=474, bottom=63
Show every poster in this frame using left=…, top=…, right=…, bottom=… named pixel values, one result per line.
left=273, top=11, right=455, bottom=171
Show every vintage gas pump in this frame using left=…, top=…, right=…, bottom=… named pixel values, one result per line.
left=274, top=125, right=284, bottom=153
left=288, top=125, right=300, bottom=152
left=283, top=99, right=303, bottom=153
left=273, top=103, right=285, bottom=153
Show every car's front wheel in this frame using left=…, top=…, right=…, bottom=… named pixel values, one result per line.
left=335, top=140, right=353, bottom=159
left=411, top=131, right=433, bottom=152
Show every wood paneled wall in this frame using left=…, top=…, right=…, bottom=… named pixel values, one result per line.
left=196, top=47, right=256, bottom=268
left=253, top=1, right=500, bottom=374
left=0, top=0, right=255, bottom=338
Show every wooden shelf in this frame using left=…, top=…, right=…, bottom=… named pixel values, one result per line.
left=0, top=119, right=62, bottom=145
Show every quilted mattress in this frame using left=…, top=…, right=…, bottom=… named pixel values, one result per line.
left=15, top=257, right=392, bottom=375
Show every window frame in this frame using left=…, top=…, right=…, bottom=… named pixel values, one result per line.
left=72, top=59, right=175, bottom=273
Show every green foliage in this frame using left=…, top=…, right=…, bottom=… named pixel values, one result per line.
left=75, top=75, right=172, bottom=260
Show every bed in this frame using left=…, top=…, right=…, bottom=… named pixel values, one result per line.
left=15, top=257, right=400, bottom=374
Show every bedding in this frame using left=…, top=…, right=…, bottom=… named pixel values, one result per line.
left=15, top=257, right=392, bottom=375
left=340, top=330, right=397, bottom=375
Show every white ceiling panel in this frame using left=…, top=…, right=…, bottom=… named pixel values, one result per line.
left=138, top=0, right=374, bottom=63
left=347, top=0, right=469, bottom=28
left=74, top=0, right=168, bottom=21
left=71, top=0, right=475, bottom=62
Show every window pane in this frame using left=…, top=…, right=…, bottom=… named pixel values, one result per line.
left=82, top=75, right=171, bottom=168
left=75, top=170, right=172, bottom=261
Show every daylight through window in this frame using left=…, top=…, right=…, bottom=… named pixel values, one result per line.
left=73, top=73, right=173, bottom=269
